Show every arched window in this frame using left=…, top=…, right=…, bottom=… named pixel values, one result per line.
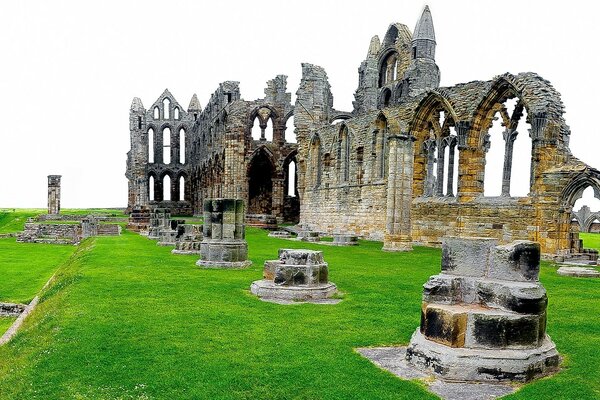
left=309, top=135, right=321, bottom=187
left=379, top=51, right=399, bottom=87
left=264, top=118, right=273, bottom=142
left=420, top=109, right=459, bottom=197
left=339, top=126, right=350, bottom=183
left=374, top=116, right=388, bottom=179
left=287, top=160, right=296, bottom=197
left=148, top=176, right=155, bottom=201
left=163, top=127, right=171, bottom=164
left=483, top=97, right=531, bottom=197
left=179, top=176, right=185, bottom=201
left=163, top=98, right=170, bottom=119
left=174, top=107, right=180, bottom=120
left=163, top=175, right=171, bottom=201
left=153, top=107, right=159, bottom=119
left=251, top=118, right=261, bottom=141
left=285, top=116, right=296, bottom=143
left=179, top=128, right=186, bottom=164
left=148, top=128, right=155, bottom=163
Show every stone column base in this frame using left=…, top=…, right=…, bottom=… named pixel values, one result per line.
left=196, top=260, right=252, bottom=269
left=382, top=235, right=413, bottom=252
left=172, top=249, right=202, bottom=255
left=250, top=280, right=337, bottom=301
left=405, top=329, right=559, bottom=382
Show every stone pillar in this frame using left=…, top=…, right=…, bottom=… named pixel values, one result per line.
left=196, top=199, right=251, bottom=268
left=446, top=140, right=456, bottom=196
left=383, top=133, right=415, bottom=251
left=435, top=140, right=446, bottom=197
left=272, top=177, right=284, bottom=220
left=405, top=237, right=559, bottom=382
left=423, top=139, right=436, bottom=197
left=501, top=129, right=518, bottom=196
left=250, top=249, right=337, bottom=301
left=47, top=175, right=61, bottom=215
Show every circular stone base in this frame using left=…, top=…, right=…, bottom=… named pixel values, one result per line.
left=405, top=329, right=559, bottom=382
left=196, top=259, right=252, bottom=269
left=171, top=249, right=201, bottom=255
left=250, top=279, right=337, bottom=301
left=557, top=266, right=600, bottom=277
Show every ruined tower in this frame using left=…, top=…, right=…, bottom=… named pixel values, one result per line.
left=47, top=175, right=61, bottom=215
left=404, top=5, right=440, bottom=96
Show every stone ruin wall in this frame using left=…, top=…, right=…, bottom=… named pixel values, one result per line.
left=294, top=11, right=600, bottom=256
left=125, top=6, right=600, bottom=256
left=128, top=77, right=300, bottom=222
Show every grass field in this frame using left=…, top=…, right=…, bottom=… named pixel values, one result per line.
left=0, top=317, right=16, bottom=334
left=580, top=232, right=600, bottom=251
left=0, top=213, right=598, bottom=399
left=0, top=238, right=76, bottom=304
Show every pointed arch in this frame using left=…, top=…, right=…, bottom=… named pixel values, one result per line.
left=338, top=124, right=351, bottom=183
left=410, top=92, right=459, bottom=197
left=247, top=147, right=277, bottom=215
left=163, top=98, right=170, bottom=119
left=374, top=113, right=389, bottom=179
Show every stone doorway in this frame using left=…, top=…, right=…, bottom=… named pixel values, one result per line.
left=248, top=150, right=274, bottom=215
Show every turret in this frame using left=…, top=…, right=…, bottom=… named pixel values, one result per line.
left=188, top=94, right=202, bottom=121
left=412, top=5, right=436, bottom=61
left=404, top=5, right=440, bottom=96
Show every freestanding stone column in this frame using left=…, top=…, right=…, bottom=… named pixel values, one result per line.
left=250, top=249, right=337, bottom=301
left=196, top=199, right=251, bottom=268
left=405, top=237, right=559, bottom=382
left=383, top=133, right=415, bottom=251
left=47, top=175, right=61, bottom=215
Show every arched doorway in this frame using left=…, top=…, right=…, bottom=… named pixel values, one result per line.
left=283, top=152, right=300, bottom=223
left=560, top=174, right=600, bottom=257
left=248, top=149, right=275, bottom=215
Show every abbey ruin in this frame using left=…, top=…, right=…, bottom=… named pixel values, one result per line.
left=126, top=6, right=600, bottom=259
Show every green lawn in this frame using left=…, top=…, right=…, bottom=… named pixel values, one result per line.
left=580, top=232, right=600, bottom=251
left=0, top=214, right=598, bottom=399
left=0, top=317, right=16, bottom=334
left=0, top=239, right=76, bottom=304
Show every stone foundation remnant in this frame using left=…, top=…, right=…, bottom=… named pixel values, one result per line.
left=196, top=199, right=251, bottom=268
left=332, top=234, right=359, bottom=246
left=405, top=237, right=559, bottom=382
left=251, top=249, right=337, bottom=301
left=127, top=207, right=151, bottom=232
left=246, top=214, right=278, bottom=230
left=268, top=230, right=292, bottom=239
left=297, top=229, right=320, bottom=242
left=557, top=266, right=600, bottom=278
left=47, top=175, right=61, bottom=215
left=148, top=208, right=171, bottom=240
left=172, top=224, right=203, bottom=255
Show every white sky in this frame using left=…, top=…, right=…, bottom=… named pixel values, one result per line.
left=1, top=0, right=600, bottom=209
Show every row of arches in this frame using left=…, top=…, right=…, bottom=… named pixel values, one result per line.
left=308, top=116, right=389, bottom=188
left=249, top=107, right=295, bottom=143
left=148, top=174, right=187, bottom=202
left=412, top=79, right=539, bottom=198
left=152, top=98, right=182, bottom=120
left=148, top=127, right=186, bottom=164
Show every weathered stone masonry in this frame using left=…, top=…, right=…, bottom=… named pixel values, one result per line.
left=126, top=6, right=600, bottom=258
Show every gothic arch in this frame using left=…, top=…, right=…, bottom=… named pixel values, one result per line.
left=410, top=92, right=459, bottom=197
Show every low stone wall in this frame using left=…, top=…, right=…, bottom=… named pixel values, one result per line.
left=97, top=224, right=121, bottom=236
left=0, top=302, right=26, bottom=317
left=17, top=223, right=79, bottom=244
